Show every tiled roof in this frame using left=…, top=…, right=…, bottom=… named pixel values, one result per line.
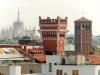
left=35, top=54, right=46, bottom=63
left=28, top=47, right=46, bottom=62
left=86, top=54, right=100, bottom=64
left=75, top=17, right=91, bottom=22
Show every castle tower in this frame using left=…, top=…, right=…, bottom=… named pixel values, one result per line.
left=74, top=17, right=92, bottom=54
left=39, top=17, right=67, bottom=55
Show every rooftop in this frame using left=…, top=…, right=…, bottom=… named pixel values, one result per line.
left=75, top=17, right=92, bottom=22
left=0, top=47, right=29, bottom=60
left=86, top=53, right=100, bottom=64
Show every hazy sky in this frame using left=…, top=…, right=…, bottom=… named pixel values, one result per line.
left=0, top=0, right=100, bottom=35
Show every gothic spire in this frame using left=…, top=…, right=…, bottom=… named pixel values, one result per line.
left=17, top=8, right=20, bottom=21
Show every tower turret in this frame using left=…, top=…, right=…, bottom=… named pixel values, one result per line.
left=39, top=16, right=68, bottom=55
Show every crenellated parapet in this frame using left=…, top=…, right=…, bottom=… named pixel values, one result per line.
left=39, top=16, right=68, bottom=55
left=39, top=16, right=67, bottom=24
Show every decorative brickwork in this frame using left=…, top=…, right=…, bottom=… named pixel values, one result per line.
left=75, top=17, right=92, bottom=54
left=39, top=17, right=67, bottom=55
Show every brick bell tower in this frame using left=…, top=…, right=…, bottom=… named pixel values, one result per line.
left=39, top=16, right=67, bottom=55
left=74, top=17, right=92, bottom=54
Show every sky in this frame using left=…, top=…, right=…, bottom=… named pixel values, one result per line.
left=0, top=0, right=100, bottom=35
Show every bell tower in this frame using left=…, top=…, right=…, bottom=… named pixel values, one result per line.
left=39, top=17, right=67, bottom=55
left=74, top=17, right=92, bottom=54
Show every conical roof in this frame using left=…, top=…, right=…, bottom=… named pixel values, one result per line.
left=75, top=17, right=92, bottom=22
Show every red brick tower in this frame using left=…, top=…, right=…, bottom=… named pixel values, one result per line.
left=39, top=17, right=67, bottom=55
left=74, top=17, right=92, bottom=54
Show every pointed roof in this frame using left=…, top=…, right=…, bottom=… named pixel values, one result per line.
left=17, top=8, right=20, bottom=21
left=75, top=17, right=92, bottom=22
left=13, top=8, right=23, bottom=27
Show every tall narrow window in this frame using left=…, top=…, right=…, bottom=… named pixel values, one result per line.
left=56, top=70, right=63, bottom=75
left=88, top=25, right=90, bottom=30
left=76, top=25, right=80, bottom=30
left=49, top=63, right=52, bottom=72
left=72, top=70, right=79, bottom=75
left=82, top=25, right=85, bottom=30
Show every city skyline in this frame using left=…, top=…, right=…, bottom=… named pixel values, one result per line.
left=0, top=0, right=100, bottom=35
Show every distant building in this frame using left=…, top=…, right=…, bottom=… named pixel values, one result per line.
left=39, top=17, right=68, bottom=55
left=74, top=17, right=92, bottom=54
left=0, top=9, right=41, bottom=41
left=66, top=34, right=74, bottom=44
left=64, top=43, right=75, bottom=51
left=12, top=8, right=24, bottom=38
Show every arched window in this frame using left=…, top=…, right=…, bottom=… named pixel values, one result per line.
left=49, top=63, right=52, bottom=72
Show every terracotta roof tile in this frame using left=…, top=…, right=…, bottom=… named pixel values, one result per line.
left=35, top=54, right=46, bottom=62
left=86, top=54, right=100, bottom=64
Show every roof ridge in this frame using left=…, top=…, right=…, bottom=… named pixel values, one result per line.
left=75, top=17, right=91, bottom=22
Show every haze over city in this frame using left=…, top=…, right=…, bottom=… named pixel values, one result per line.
left=0, top=0, right=100, bottom=35
left=1, top=0, right=100, bottom=75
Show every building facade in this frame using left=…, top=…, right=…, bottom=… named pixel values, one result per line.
left=74, top=17, right=92, bottom=54
left=39, top=17, right=67, bottom=55
left=41, top=55, right=100, bottom=75
left=12, top=9, right=24, bottom=38
left=53, top=64, right=100, bottom=75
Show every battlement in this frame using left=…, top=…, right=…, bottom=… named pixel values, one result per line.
left=39, top=16, right=67, bottom=24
